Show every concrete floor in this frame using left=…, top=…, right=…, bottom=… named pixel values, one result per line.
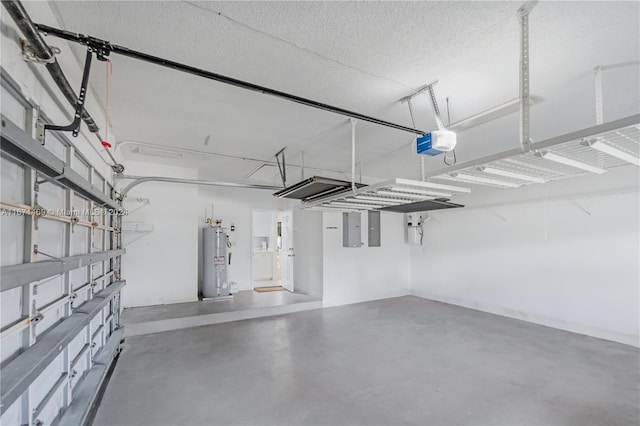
left=94, top=296, right=639, bottom=426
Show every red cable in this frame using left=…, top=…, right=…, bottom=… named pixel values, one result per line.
left=102, top=59, right=113, bottom=149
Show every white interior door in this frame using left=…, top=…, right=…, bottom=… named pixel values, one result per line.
left=278, top=210, right=294, bottom=292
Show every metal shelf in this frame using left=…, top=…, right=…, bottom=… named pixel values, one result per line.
left=428, top=115, right=640, bottom=187
left=302, top=177, right=470, bottom=212
left=1, top=249, right=125, bottom=293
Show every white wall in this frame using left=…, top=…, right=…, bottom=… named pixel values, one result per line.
left=119, top=161, right=199, bottom=307
left=410, top=172, right=640, bottom=347
left=293, top=209, right=323, bottom=298
left=322, top=211, right=410, bottom=307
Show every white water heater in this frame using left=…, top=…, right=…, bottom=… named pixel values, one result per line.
left=202, top=226, right=231, bottom=298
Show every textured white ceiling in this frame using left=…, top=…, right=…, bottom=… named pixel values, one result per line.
left=44, top=1, right=639, bottom=182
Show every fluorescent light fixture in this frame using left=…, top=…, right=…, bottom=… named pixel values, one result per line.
left=330, top=202, right=383, bottom=210
left=479, top=166, right=546, bottom=184
left=376, top=190, right=434, bottom=200
left=344, top=198, right=398, bottom=206
left=586, top=140, right=640, bottom=167
left=389, top=186, right=452, bottom=197
left=394, top=178, right=471, bottom=193
left=313, top=205, right=357, bottom=211
left=354, top=196, right=405, bottom=205
left=538, top=151, right=606, bottom=174
left=446, top=173, right=521, bottom=188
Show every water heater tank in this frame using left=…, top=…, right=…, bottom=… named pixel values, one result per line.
left=202, top=226, right=230, bottom=298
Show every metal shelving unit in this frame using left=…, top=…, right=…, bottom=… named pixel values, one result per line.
left=428, top=115, right=640, bottom=187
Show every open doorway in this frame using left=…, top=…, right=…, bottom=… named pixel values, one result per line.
left=251, top=209, right=294, bottom=292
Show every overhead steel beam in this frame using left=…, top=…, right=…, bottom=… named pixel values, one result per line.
left=0, top=280, right=125, bottom=415
left=517, top=0, right=537, bottom=152
left=1, top=249, right=125, bottom=292
left=34, top=23, right=428, bottom=136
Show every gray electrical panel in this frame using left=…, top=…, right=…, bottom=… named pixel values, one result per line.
left=368, top=210, right=381, bottom=247
left=343, top=212, right=361, bottom=248
left=202, top=226, right=230, bottom=298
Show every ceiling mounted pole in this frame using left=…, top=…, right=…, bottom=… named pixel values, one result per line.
left=34, top=23, right=428, bottom=136
left=404, top=97, right=426, bottom=181
left=351, top=118, right=357, bottom=193
left=425, top=83, right=445, bottom=131
left=594, top=66, right=604, bottom=125
left=517, top=1, right=537, bottom=152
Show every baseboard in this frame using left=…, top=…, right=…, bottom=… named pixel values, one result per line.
left=410, top=289, right=639, bottom=348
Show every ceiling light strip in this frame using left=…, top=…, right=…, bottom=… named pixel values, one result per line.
left=329, top=202, right=383, bottom=210
left=394, top=178, right=471, bottom=193
left=354, top=196, right=407, bottom=205
left=311, top=205, right=358, bottom=212
left=437, top=173, right=521, bottom=188
left=479, top=166, right=546, bottom=183
left=503, top=158, right=564, bottom=176
left=376, top=190, right=435, bottom=200
left=344, top=199, right=398, bottom=206
left=537, top=151, right=607, bottom=174
left=389, top=187, right=452, bottom=197
left=587, top=140, right=640, bottom=167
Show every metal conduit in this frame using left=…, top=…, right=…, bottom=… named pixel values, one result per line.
left=118, top=175, right=282, bottom=200
left=114, top=140, right=347, bottom=176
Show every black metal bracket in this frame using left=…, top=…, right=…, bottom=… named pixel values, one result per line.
left=44, top=47, right=95, bottom=137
